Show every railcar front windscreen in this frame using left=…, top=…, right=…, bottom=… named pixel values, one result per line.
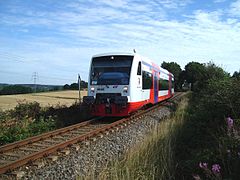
left=90, top=55, right=133, bottom=85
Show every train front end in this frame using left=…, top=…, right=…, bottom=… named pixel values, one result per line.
left=83, top=54, right=133, bottom=116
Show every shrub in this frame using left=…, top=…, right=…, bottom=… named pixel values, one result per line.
left=10, top=101, right=41, bottom=120
left=0, top=101, right=90, bottom=145
left=0, top=116, right=56, bottom=145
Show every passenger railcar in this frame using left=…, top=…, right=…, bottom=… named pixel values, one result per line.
left=83, top=52, right=174, bottom=117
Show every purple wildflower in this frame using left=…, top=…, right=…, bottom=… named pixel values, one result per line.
left=199, top=162, right=208, bottom=169
left=227, top=117, right=233, bottom=129
left=212, top=164, right=221, bottom=174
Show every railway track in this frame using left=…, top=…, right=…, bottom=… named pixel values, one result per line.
left=0, top=92, right=184, bottom=175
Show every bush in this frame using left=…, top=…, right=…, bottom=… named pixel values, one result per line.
left=0, top=101, right=91, bottom=145
left=0, top=116, right=56, bottom=145
left=0, top=102, right=56, bottom=145
left=10, top=101, right=41, bottom=121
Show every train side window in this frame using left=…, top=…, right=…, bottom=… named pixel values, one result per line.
left=142, top=71, right=152, bottom=89
left=137, top=62, right=141, bottom=75
left=159, top=78, right=169, bottom=90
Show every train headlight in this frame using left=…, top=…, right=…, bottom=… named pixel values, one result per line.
left=91, top=87, right=95, bottom=93
left=123, top=86, right=128, bottom=93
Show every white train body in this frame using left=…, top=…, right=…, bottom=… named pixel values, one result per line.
left=83, top=52, right=174, bottom=116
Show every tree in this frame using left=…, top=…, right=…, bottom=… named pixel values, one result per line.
left=204, top=62, right=229, bottom=80
left=63, top=80, right=88, bottom=90
left=70, top=83, right=78, bottom=90
left=80, top=80, right=88, bottom=89
left=161, top=61, right=182, bottom=90
left=184, top=61, right=229, bottom=91
left=0, top=85, right=32, bottom=95
left=232, top=70, right=240, bottom=79
left=63, top=84, right=70, bottom=90
left=184, top=62, right=205, bottom=84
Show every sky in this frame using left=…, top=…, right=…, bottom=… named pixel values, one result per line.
left=0, top=0, right=240, bottom=85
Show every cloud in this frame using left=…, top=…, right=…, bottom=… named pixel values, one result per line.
left=150, top=0, right=193, bottom=9
left=229, top=0, right=240, bottom=17
left=98, top=0, right=128, bottom=8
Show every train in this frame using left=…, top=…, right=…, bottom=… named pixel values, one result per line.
left=83, top=52, right=174, bottom=117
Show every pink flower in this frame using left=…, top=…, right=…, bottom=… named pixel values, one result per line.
left=199, top=162, right=208, bottom=169
left=212, top=164, right=221, bottom=174
left=227, top=117, right=233, bottom=129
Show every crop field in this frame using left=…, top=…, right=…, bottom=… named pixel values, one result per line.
left=0, top=90, right=87, bottom=111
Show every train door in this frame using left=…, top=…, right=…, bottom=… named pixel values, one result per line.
left=169, top=75, right=172, bottom=96
left=154, top=72, right=158, bottom=103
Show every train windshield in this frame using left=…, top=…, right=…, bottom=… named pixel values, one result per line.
left=90, top=55, right=133, bottom=85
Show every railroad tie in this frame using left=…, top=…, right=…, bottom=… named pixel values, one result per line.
left=43, top=139, right=61, bottom=144
left=3, top=152, right=21, bottom=158
left=32, top=143, right=50, bottom=148
left=19, top=147, right=39, bottom=152
left=0, top=159, right=12, bottom=165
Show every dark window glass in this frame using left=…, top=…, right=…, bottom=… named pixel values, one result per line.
left=90, top=55, right=133, bottom=85
left=137, top=62, right=141, bottom=75
left=172, top=81, right=175, bottom=89
left=142, top=71, right=152, bottom=89
left=159, top=79, right=169, bottom=90
left=97, top=72, right=129, bottom=85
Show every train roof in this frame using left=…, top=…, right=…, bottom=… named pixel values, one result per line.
left=92, top=52, right=135, bottom=58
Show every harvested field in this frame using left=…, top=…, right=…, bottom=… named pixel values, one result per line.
left=0, top=90, right=87, bottom=111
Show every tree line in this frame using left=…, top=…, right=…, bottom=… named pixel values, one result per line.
left=0, top=85, right=33, bottom=95
left=161, top=61, right=240, bottom=91
left=63, top=80, right=88, bottom=90
left=0, top=80, right=88, bottom=95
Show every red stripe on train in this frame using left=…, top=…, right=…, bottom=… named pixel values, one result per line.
left=92, top=94, right=172, bottom=116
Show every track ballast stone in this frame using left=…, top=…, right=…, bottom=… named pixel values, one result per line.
left=17, top=102, right=176, bottom=179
